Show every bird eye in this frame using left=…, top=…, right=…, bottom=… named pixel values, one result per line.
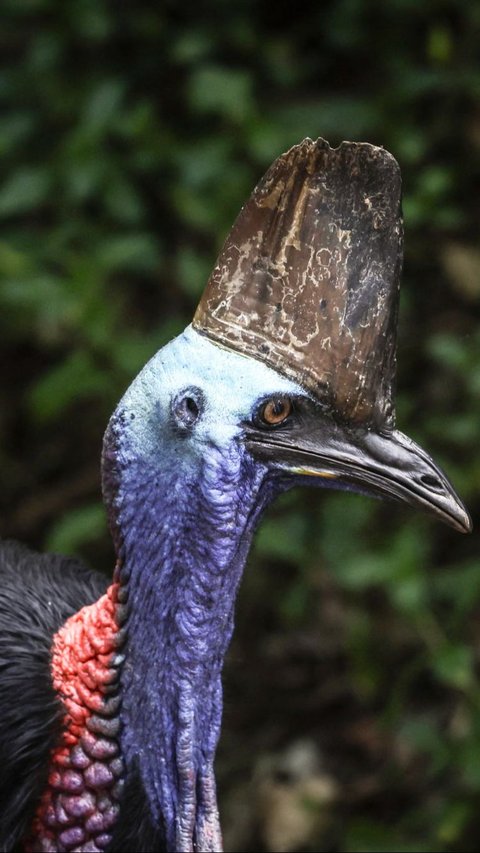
left=257, top=396, right=293, bottom=428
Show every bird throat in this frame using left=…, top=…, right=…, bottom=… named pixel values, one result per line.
left=26, top=428, right=269, bottom=853
left=24, top=583, right=125, bottom=853
left=110, top=440, right=266, bottom=853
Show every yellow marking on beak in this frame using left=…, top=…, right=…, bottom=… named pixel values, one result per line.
left=290, top=467, right=337, bottom=478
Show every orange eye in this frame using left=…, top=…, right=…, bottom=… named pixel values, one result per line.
left=260, top=397, right=293, bottom=426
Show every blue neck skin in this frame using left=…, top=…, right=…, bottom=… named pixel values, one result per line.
left=102, top=326, right=300, bottom=852
left=106, top=429, right=276, bottom=851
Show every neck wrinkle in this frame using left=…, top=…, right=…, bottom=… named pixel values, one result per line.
left=112, top=445, right=268, bottom=851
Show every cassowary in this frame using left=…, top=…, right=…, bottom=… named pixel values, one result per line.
left=0, top=139, right=471, bottom=853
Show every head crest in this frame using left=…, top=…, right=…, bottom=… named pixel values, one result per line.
left=193, top=137, right=403, bottom=427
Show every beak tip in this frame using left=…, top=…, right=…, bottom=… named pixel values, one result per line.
left=458, top=508, right=473, bottom=534
left=441, top=497, right=473, bottom=534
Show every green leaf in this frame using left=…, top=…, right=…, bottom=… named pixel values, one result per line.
left=188, top=65, right=254, bottom=122
left=345, top=819, right=430, bottom=853
left=29, top=350, right=109, bottom=422
left=103, top=175, right=144, bottom=224
left=82, top=79, right=125, bottom=133
left=436, top=801, right=474, bottom=846
left=274, top=97, right=380, bottom=142
left=176, top=246, right=212, bottom=298
left=432, top=643, right=474, bottom=690
left=0, top=241, right=32, bottom=276
left=0, top=112, right=35, bottom=155
left=0, top=168, right=51, bottom=217
left=427, top=25, right=453, bottom=66
left=96, top=233, right=160, bottom=273
left=255, top=512, right=309, bottom=563
left=46, top=503, right=106, bottom=555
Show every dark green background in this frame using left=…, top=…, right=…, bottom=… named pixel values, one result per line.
left=1, top=1, right=479, bottom=850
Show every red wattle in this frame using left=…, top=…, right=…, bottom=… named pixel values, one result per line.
left=25, top=583, right=124, bottom=853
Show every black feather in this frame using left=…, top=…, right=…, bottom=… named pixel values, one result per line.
left=0, top=540, right=107, bottom=851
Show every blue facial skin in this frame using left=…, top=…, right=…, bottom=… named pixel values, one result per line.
left=102, top=325, right=308, bottom=853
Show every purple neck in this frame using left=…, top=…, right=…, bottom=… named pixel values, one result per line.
left=103, top=418, right=272, bottom=851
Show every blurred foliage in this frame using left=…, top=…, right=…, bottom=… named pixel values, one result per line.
left=1, top=1, right=480, bottom=851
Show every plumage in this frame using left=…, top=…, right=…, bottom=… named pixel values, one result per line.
left=0, top=542, right=107, bottom=849
left=0, top=139, right=471, bottom=853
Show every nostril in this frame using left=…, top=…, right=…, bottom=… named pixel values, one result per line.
left=420, top=473, right=443, bottom=491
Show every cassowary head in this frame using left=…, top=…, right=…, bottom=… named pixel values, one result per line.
left=104, top=139, right=470, bottom=540
left=100, top=139, right=470, bottom=852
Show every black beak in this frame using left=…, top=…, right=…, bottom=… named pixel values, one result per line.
left=246, top=414, right=472, bottom=534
